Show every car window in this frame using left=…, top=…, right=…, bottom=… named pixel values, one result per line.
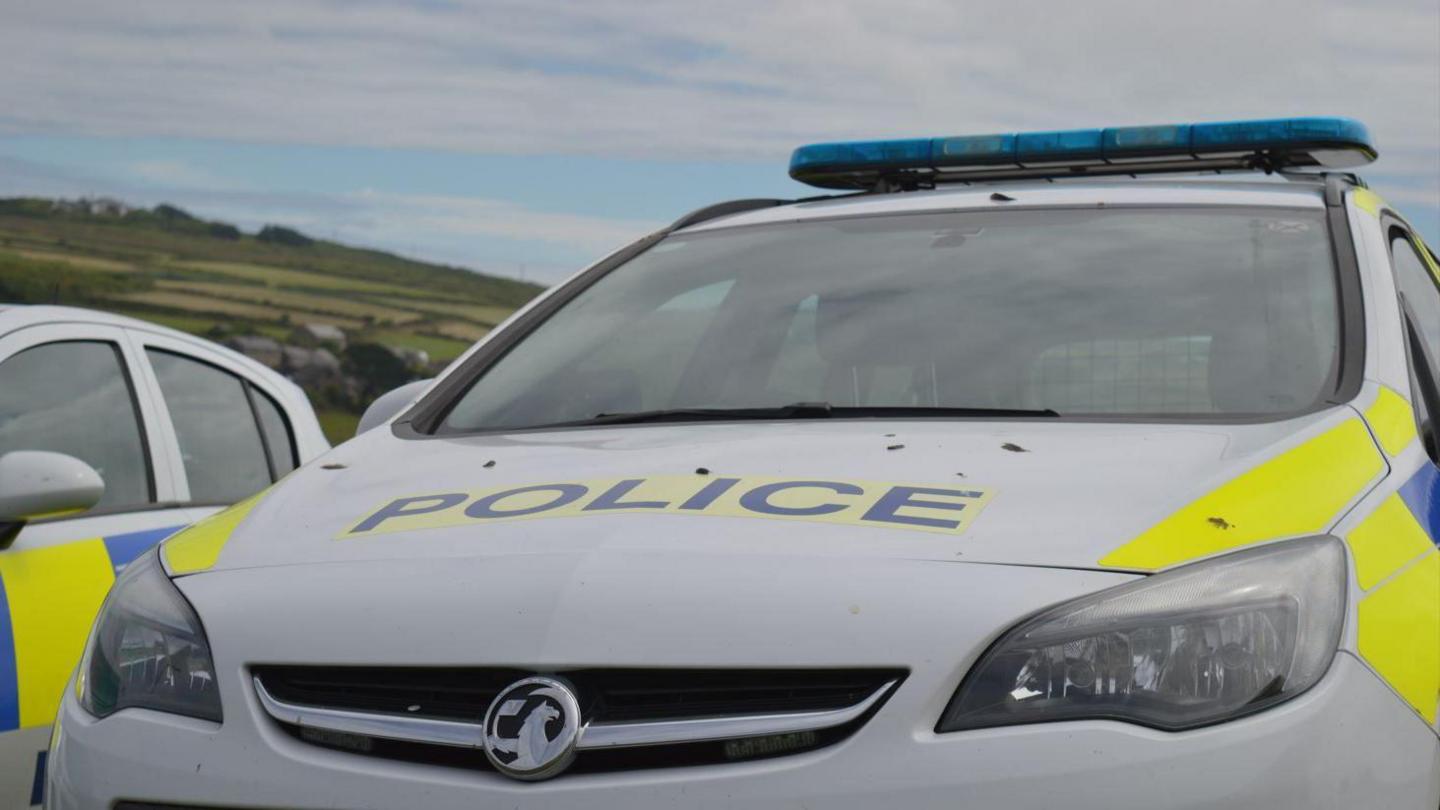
left=249, top=385, right=297, bottom=478
left=1392, top=232, right=1440, bottom=382
left=0, top=341, right=151, bottom=509
left=146, top=349, right=272, bottom=504
left=1389, top=230, right=1440, bottom=456
left=762, top=294, right=949, bottom=407
left=1028, top=335, right=1215, bottom=414
left=442, top=208, right=1341, bottom=430
left=580, top=279, right=736, bottom=415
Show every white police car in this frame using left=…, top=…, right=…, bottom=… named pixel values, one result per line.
left=46, top=119, right=1440, bottom=808
left=0, top=305, right=328, bottom=806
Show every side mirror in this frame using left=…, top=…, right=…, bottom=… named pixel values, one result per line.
left=0, top=450, right=105, bottom=523
left=356, top=379, right=434, bottom=436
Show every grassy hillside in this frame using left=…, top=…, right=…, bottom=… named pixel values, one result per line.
left=0, top=197, right=546, bottom=441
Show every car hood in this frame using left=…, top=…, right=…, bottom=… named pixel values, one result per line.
left=179, top=406, right=1384, bottom=576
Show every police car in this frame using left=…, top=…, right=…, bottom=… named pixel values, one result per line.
left=46, top=118, right=1440, bottom=808
left=0, top=306, right=328, bottom=806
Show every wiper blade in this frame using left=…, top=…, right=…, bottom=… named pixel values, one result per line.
left=549, top=402, right=1059, bottom=428
left=585, top=402, right=837, bottom=426
left=830, top=406, right=1062, bottom=418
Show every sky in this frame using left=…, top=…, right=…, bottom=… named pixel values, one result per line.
left=1, top=0, right=1436, bottom=283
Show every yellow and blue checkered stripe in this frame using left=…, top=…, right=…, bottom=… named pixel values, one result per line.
left=1343, top=390, right=1440, bottom=725
left=1350, top=461, right=1440, bottom=725
left=1098, top=400, right=1439, bottom=725
left=1396, top=463, right=1440, bottom=546
left=1098, top=417, right=1385, bottom=570
left=0, top=525, right=183, bottom=733
left=0, top=576, right=16, bottom=732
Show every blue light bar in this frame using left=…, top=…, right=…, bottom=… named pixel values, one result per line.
left=1103, top=124, right=1191, bottom=154
left=789, top=116, right=1376, bottom=190
left=933, top=134, right=1015, bottom=165
left=786, top=138, right=931, bottom=175
left=1015, top=129, right=1104, bottom=162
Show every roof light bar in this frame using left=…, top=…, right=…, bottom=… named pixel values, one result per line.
left=789, top=117, right=1376, bottom=191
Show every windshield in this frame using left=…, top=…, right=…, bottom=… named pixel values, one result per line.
left=440, top=207, right=1340, bottom=431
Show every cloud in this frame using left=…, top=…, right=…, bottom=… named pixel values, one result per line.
left=0, top=0, right=1435, bottom=244
left=2, top=1, right=1434, bottom=158
left=345, top=189, right=660, bottom=257
left=125, top=158, right=233, bottom=189
left=1378, top=186, right=1440, bottom=207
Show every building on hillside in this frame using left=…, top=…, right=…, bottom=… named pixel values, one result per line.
left=50, top=197, right=128, bottom=216
left=223, top=335, right=282, bottom=368
left=290, top=323, right=347, bottom=349
left=89, top=197, right=130, bottom=216
left=49, top=197, right=131, bottom=217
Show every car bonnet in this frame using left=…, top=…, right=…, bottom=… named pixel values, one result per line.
left=162, top=406, right=1384, bottom=577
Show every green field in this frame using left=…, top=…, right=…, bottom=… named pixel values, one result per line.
left=317, top=409, right=363, bottom=442
left=151, top=279, right=428, bottom=324
left=0, top=197, right=540, bottom=361
left=0, top=197, right=546, bottom=441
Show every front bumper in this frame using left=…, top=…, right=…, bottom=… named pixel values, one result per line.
left=47, top=653, right=1440, bottom=809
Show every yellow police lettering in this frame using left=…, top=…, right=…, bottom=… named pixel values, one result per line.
left=584, top=479, right=670, bottom=511
left=352, top=493, right=468, bottom=533
left=738, top=480, right=861, bottom=516
left=465, top=484, right=588, bottom=518
left=861, top=485, right=980, bottom=530
left=342, top=475, right=994, bottom=539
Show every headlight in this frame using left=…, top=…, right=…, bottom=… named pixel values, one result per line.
left=939, top=536, right=1345, bottom=732
left=78, top=548, right=221, bottom=722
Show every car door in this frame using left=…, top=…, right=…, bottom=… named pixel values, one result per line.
left=0, top=321, right=203, bottom=807
left=1376, top=221, right=1440, bottom=736
left=0, top=320, right=317, bottom=807
left=126, top=328, right=305, bottom=523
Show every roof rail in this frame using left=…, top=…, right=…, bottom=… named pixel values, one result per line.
left=669, top=198, right=788, bottom=231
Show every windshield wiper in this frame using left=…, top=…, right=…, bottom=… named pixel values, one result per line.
left=830, top=405, right=1062, bottom=418
left=547, top=402, right=1060, bottom=428
left=585, top=402, right=838, bottom=426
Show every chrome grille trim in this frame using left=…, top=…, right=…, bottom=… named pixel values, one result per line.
left=255, top=677, right=483, bottom=748
left=255, top=675, right=898, bottom=751
left=577, top=679, right=897, bottom=749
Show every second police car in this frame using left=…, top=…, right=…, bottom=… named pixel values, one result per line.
left=46, top=118, right=1440, bottom=808
left=0, top=306, right=330, bottom=808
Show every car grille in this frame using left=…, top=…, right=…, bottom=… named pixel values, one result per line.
left=252, top=665, right=904, bottom=773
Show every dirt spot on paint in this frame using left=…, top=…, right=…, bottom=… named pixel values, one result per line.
left=1001, top=442, right=1029, bottom=453
left=1207, top=516, right=1234, bottom=530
